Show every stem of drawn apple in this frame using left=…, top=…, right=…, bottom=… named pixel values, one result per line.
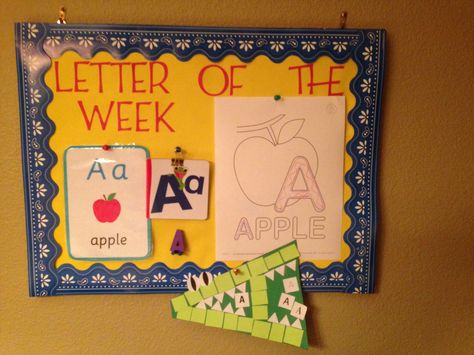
left=236, top=114, right=285, bottom=146
left=266, top=126, right=278, bottom=146
left=103, top=194, right=106, bottom=200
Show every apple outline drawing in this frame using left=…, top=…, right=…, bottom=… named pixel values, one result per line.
left=93, top=193, right=121, bottom=223
left=233, top=114, right=322, bottom=210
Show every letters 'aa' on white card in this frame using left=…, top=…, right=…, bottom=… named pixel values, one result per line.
left=215, top=97, right=345, bottom=261
left=64, top=146, right=151, bottom=259
left=148, top=159, right=210, bottom=220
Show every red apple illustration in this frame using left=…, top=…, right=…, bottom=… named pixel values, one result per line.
left=93, top=193, right=121, bottom=223
left=234, top=114, right=319, bottom=207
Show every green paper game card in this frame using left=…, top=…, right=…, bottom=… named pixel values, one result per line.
left=171, top=241, right=308, bottom=349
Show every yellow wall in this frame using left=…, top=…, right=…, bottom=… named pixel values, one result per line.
left=1, top=1, right=472, bottom=354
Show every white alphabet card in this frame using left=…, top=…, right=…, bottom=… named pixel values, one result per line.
left=215, top=97, right=345, bottom=261
left=148, top=159, right=210, bottom=220
left=64, top=146, right=151, bottom=259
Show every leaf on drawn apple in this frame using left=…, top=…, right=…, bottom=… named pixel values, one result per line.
left=107, top=193, right=116, bottom=200
left=277, top=119, right=305, bottom=144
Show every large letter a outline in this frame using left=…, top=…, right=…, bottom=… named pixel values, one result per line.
left=274, top=156, right=325, bottom=213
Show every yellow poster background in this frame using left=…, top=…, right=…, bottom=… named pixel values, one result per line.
left=45, top=51, right=357, bottom=270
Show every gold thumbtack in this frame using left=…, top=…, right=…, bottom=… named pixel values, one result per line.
left=57, top=7, right=67, bottom=24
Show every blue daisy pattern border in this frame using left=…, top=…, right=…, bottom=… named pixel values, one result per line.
left=15, top=23, right=385, bottom=296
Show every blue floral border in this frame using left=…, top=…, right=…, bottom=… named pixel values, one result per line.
left=15, top=23, right=385, bottom=296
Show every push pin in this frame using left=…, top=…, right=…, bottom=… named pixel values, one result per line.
left=170, top=229, right=185, bottom=255
left=274, top=94, right=282, bottom=101
left=102, top=144, right=110, bottom=151
left=232, top=268, right=240, bottom=275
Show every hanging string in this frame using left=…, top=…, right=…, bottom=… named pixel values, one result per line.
left=340, top=11, right=347, bottom=29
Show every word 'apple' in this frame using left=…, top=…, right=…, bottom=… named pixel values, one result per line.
left=93, top=193, right=121, bottom=223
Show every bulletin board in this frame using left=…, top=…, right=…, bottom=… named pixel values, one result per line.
left=15, top=23, right=385, bottom=296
